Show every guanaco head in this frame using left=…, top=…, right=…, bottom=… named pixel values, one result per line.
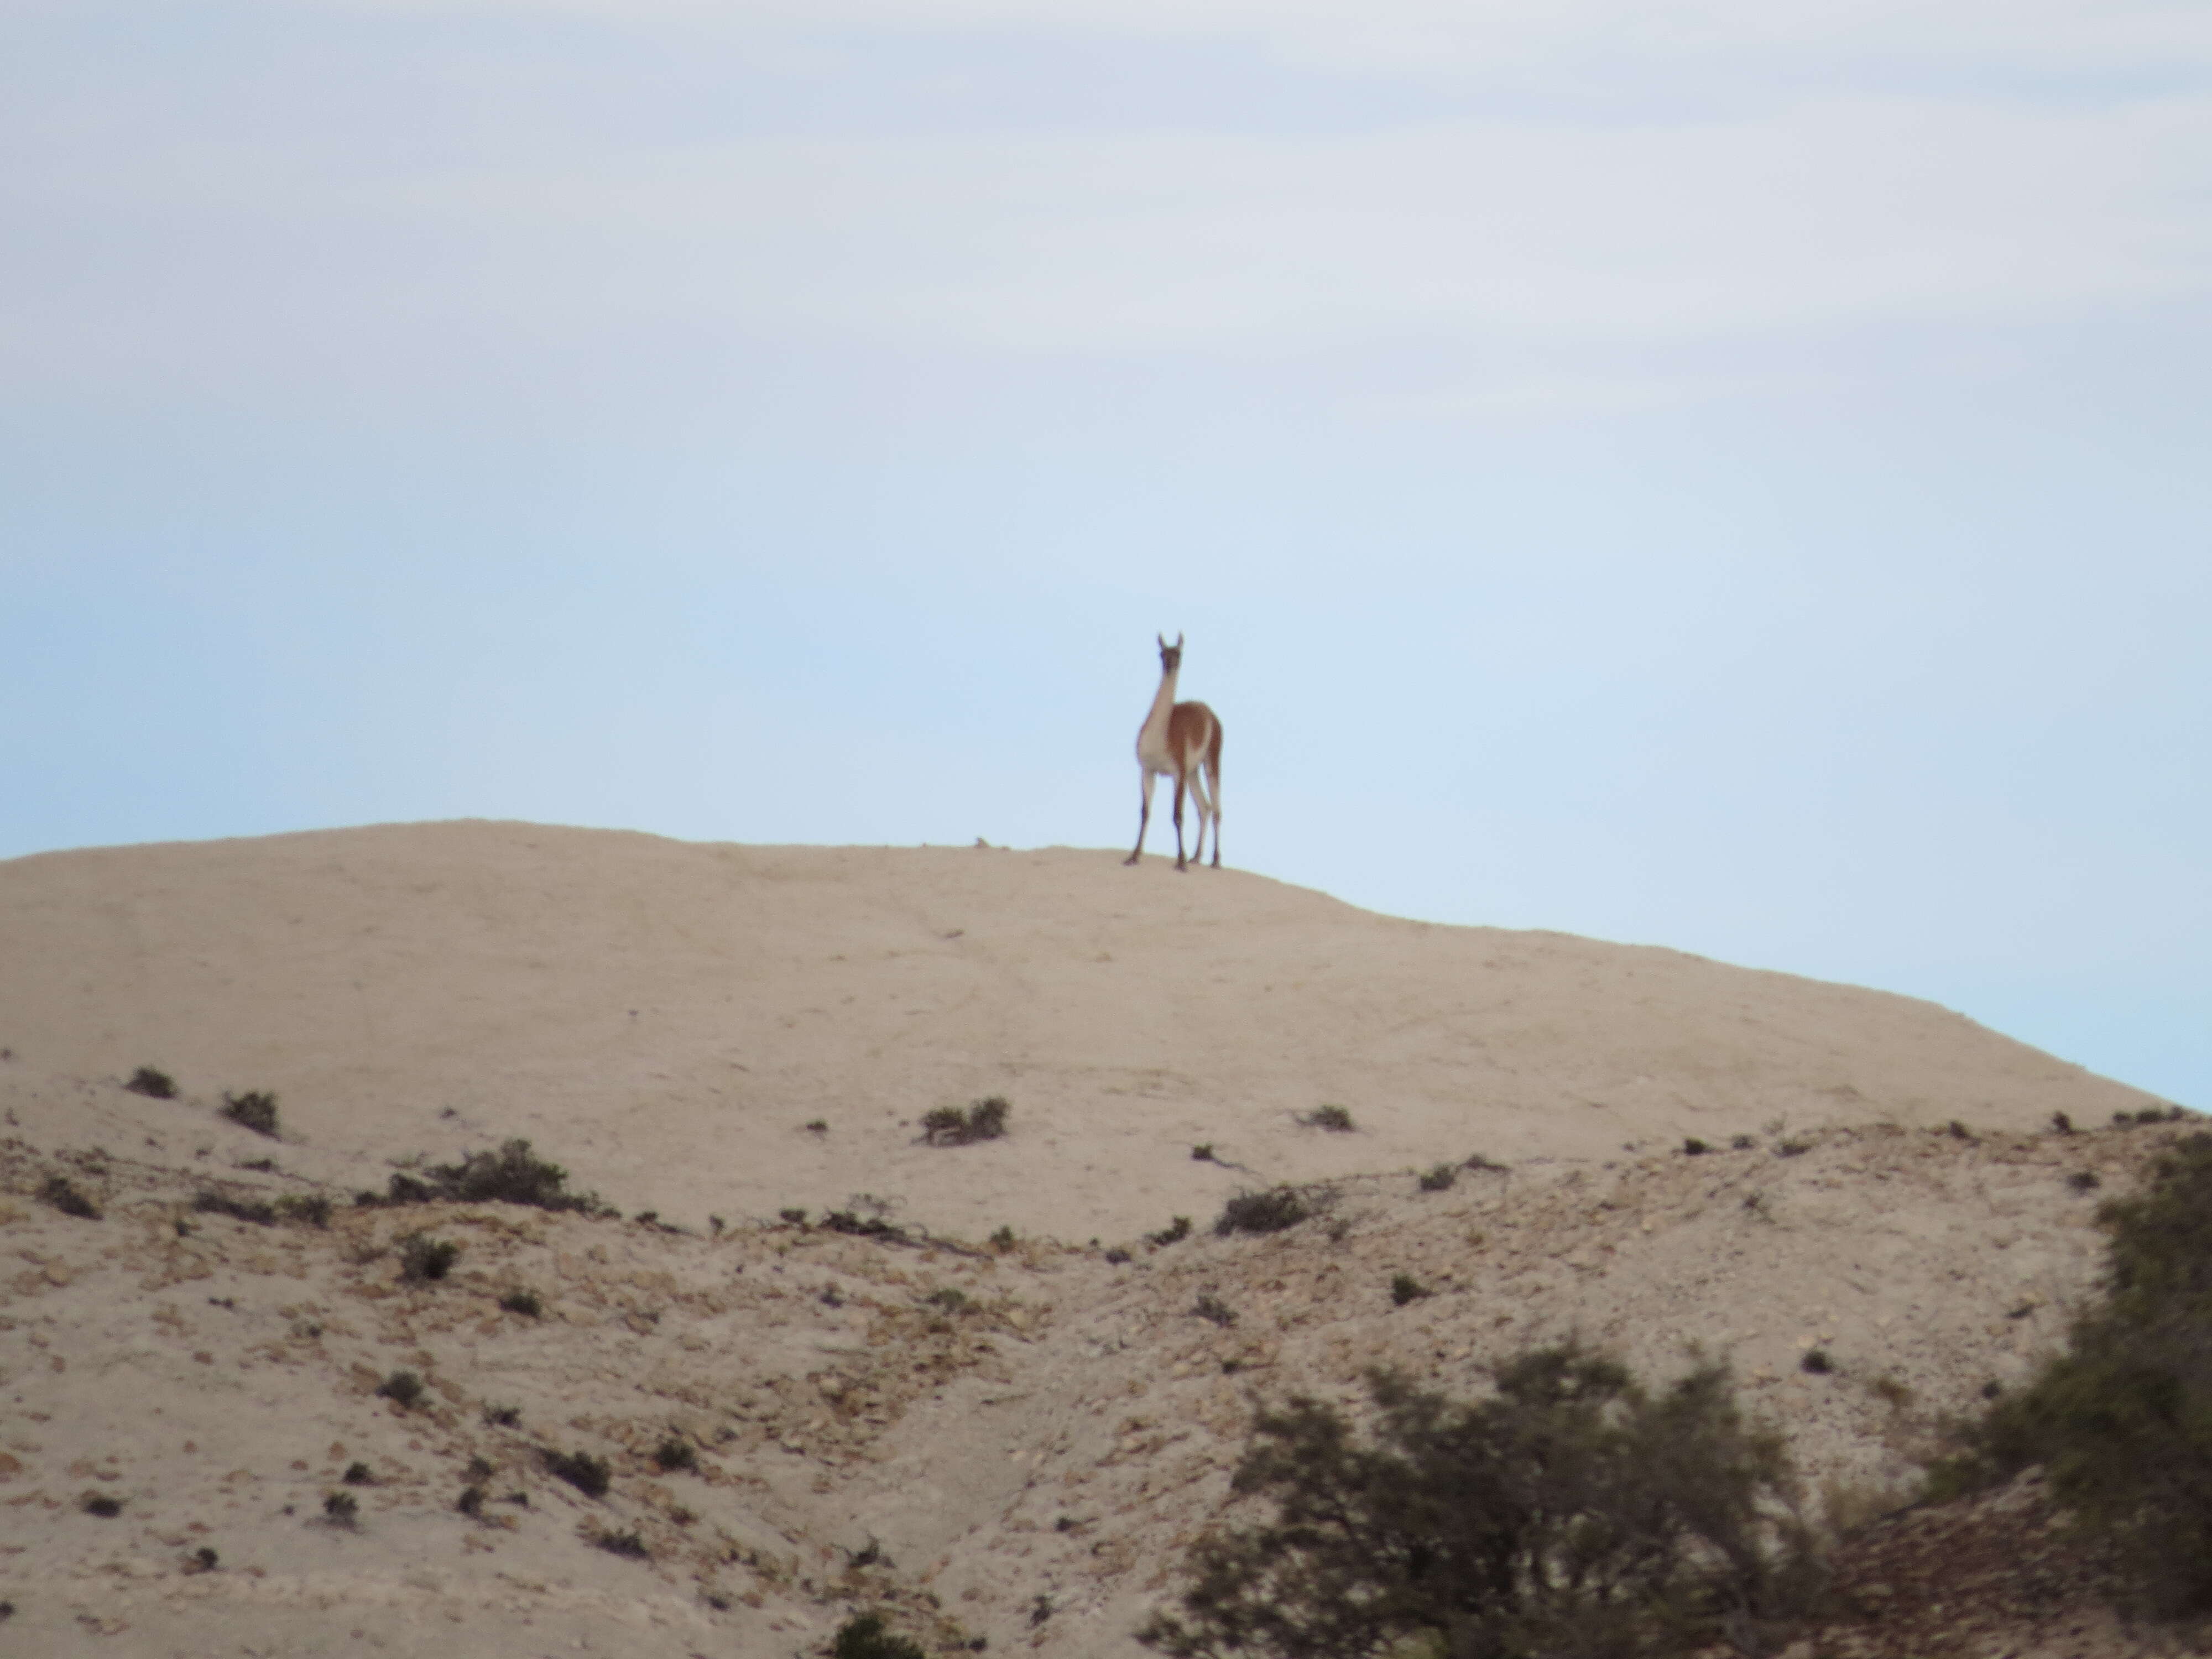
left=1156, top=632, right=1185, bottom=673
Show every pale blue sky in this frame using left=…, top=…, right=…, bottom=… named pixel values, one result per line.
left=4, top=1, right=2206, bottom=1106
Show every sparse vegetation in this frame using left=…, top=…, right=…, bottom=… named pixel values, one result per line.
left=831, top=1610, right=927, bottom=1659
left=1192, top=1143, right=1215, bottom=1162
left=2068, top=1170, right=2101, bottom=1192
left=375, top=1370, right=425, bottom=1410
left=500, top=1288, right=543, bottom=1317
left=358, top=1139, right=606, bottom=1213
left=925, top=1287, right=969, bottom=1312
left=342, top=1462, right=374, bottom=1485
left=1731, top=1134, right=1756, bottom=1150
left=275, top=1193, right=331, bottom=1227
left=323, top=1490, right=359, bottom=1527
left=1301, top=1104, right=1355, bottom=1133
left=1775, top=1138, right=1811, bottom=1157
left=1801, top=1349, right=1833, bottom=1375
left=805, top=1119, right=828, bottom=1134
left=1192, top=1293, right=1238, bottom=1328
left=1147, top=1215, right=1192, bottom=1248
left=482, top=1403, right=521, bottom=1428
left=1215, top=1186, right=1314, bottom=1237
left=1136, top=1344, right=1820, bottom=1659
left=1104, top=1246, right=1132, bottom=1264
left=193, top=1190, right=275, bottom=1226
left=542, top=1448, right=611, bottom=1499
left=220, top=1089, right=280, bottom=1138
left=989, top=1224, right=1016, bottom=1250
left=1417, top=1163, right=1456, bottom=1192
left=1928, top=1131, right=2212, bottom=1617
left=39, top=1173, right=100, bottom=1219
left=2052, top=1110, right=2075, bottom=1134
left=920, top=1096, right=1011, bottom=1145
left=125, top=1066, right=177, bottom=1099
left=1947, top=1119, right=1975, bottom=1141
left=780, top=1207, right=808, bottom=1225
left=457, top=1484, right=485, bottom=1516
left=592, top=1527, right=649, bottom=1558
left=654, top=1437, right=696, bottom=1473
left=1389, top=1274, right=1431, bottom=1306
left=81, top=1491, right=122, bottom=1517
left=1683, top=1137, right=1710, bottom=1156
left=398, top=1232, right=461, bottom=1283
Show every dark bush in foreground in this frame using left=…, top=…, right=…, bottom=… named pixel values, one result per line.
left=921, top=1095, right=1011, bottom=1145
left=398, top=1233, right=461, bottom=1282
left=125, top=1066, right=177, bottom=1099
left=592, top=1527, right=649, bottom=1558
left=1215, top=1187, right=1312, bottom=1237
left=1137, top=1344, right=1820, bottom=1659
left=81, top=1491, right=122, bottom=1517
left=543, top=1448, right=611, bottom=1498
left=323, top=1491, right=358, bottom=1527
left=39, top=1175, right=100, bottom=1220
left=221, top=1091, right=280, bottom=1138
left=1301, top=1105, right=1355, bottom=1133
left=500, top=1288, right=542, bottom=1317
left=832, top=1610, right=927, bottom=1659
left=1418, top=1164, right=1456, bottom=1192
left=375, top=1371, right=425, bottom=1410
left=1929, top=1131, right=2212, bottom=1617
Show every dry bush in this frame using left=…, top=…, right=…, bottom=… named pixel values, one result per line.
left=1138, top=1344, right=1822, bottom=1659
left=1929, top=1131, right=2212, bottom=1617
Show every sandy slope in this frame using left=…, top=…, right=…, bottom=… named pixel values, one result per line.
left=0, top=821, right=2152, bottom=1243
left=0, top=822, right=2182, bottom=1658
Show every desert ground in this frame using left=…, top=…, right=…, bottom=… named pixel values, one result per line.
left=0, top=822, right=2189, bottom=1657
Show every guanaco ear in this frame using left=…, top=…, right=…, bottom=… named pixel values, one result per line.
left=1157, top=633, right=1168, bottom=649
left=1174, top=632, right=1185, bottom=649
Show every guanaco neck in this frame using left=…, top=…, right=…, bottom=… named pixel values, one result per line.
left=1140, top=661, right=1180, bottom=750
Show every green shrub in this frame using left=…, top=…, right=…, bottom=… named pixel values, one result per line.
left=1389, top=1274, right=1431, bottom=1306
left=1215, top=1187, right=1312, bottom=1237
left=323, top=1490, right=358, bottom=1527
left=1302, top=1105, right=1355, bottom=1133
left=1192, top=1293, right=1237, bottom=1328
left=592, top=1527, right=649, bottom=1558
left=124, top=1066, right=176, bottom=1099
left=1929, top=1131, right=2212, bottom=1616
left=1683, top=1138, right=1709, bottom=1156
left=426, top=1139, right=603, bottom=1211
left=921, top=1096, right=1011, bottom=1145
left=1137, top=1345, right=1820, bottom=1659
left=831, top=1610, right=926, bottom=1659
left=275, top=1194, right=332, bottom=1227
left=398, top=1233, right=461, bottom=1283
left=1147, top=1215, right=1192, bottom=1248
left=653, top=1437, right=696, bottom=1473
left=39, top=1174, right=100, bottom=1220
left=543, top=1448, right=611, bottom=1498
left=194, top=1190, right=275, bottom=1226
left=500, top=1288, right=543, bottom=1317
left=375, top=1371, right=425, bottom=1410
left=81, top=1491, right=123, bottom=1517
left=1418, top=1164, right=1457, bottom=1192
left=220, top=1091, right=280, bottom=1138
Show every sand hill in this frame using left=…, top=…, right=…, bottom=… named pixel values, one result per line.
left=0, top=822, right=2182, bottom=1657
